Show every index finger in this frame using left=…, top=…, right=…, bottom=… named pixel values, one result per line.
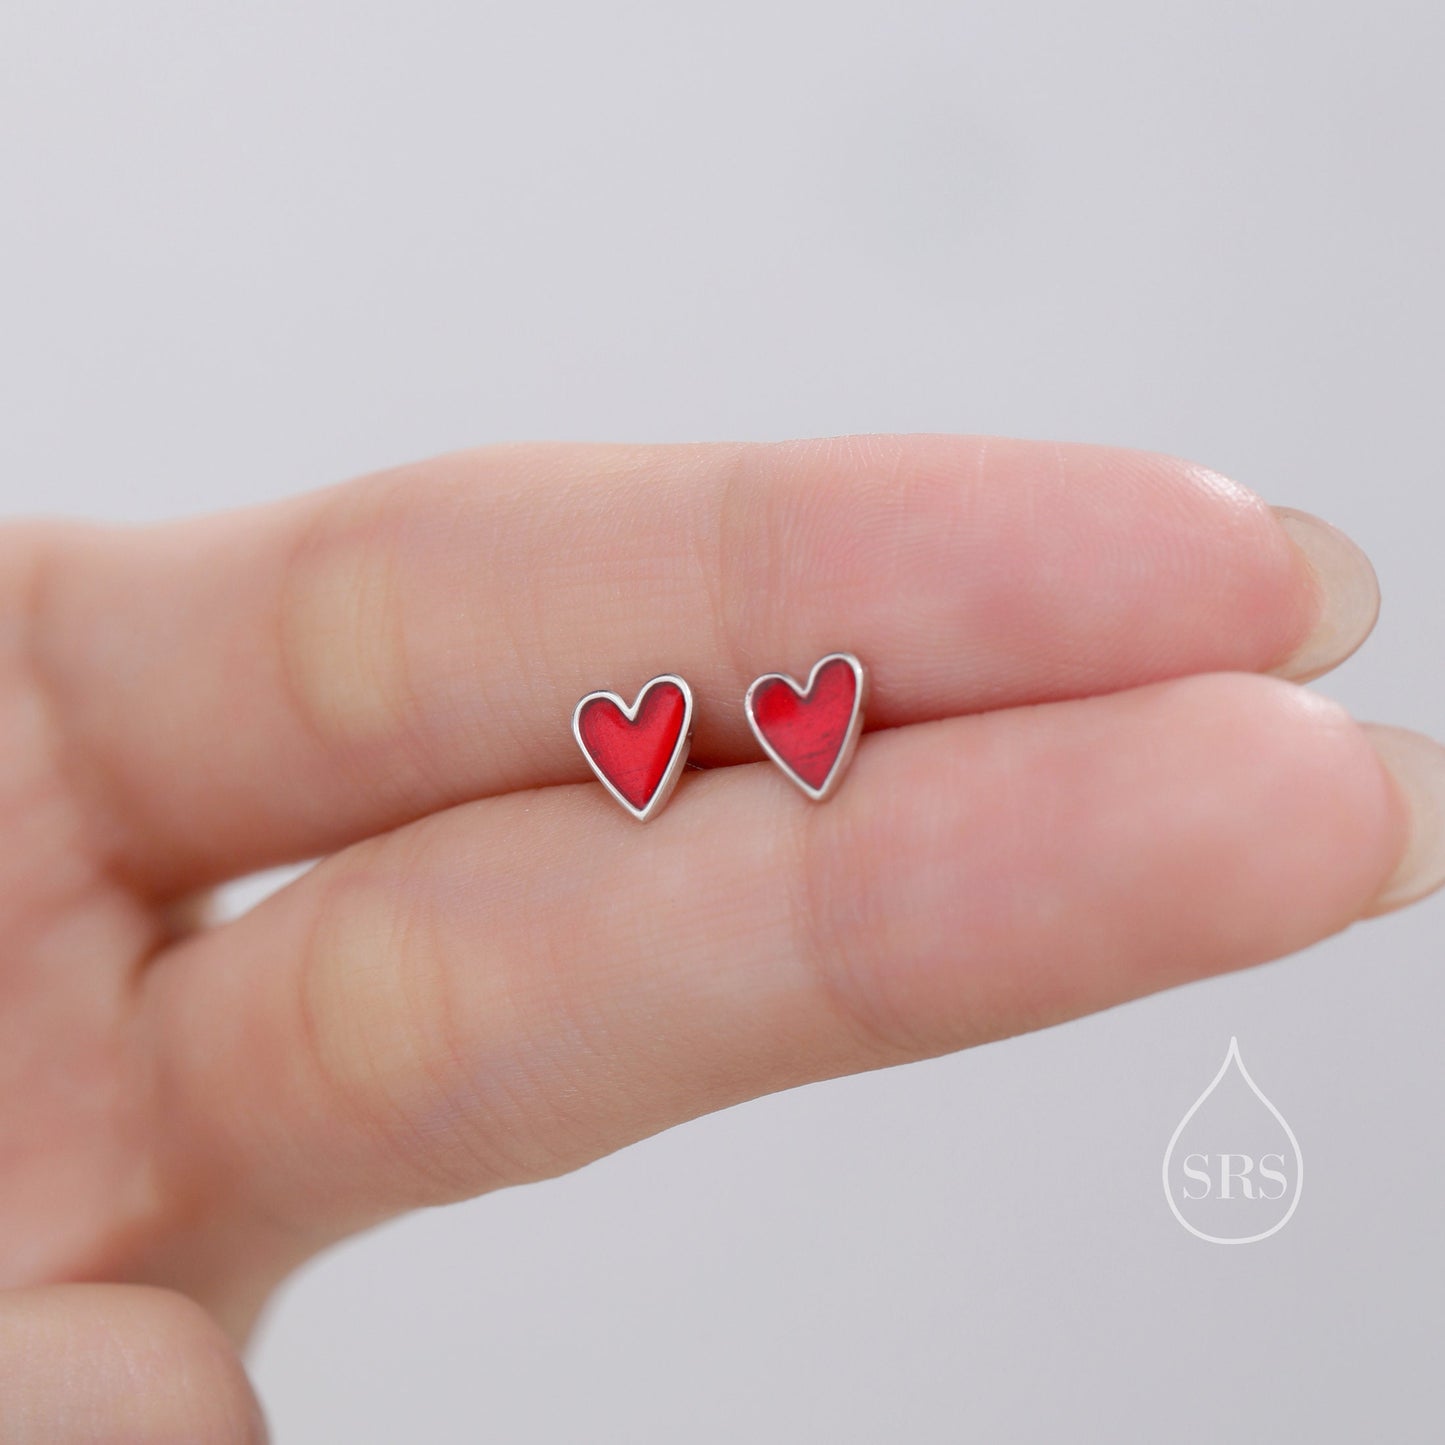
left=23, top=434, right=1367, bottom=893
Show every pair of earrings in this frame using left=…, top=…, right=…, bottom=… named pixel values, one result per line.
left=572, top=652, right=866, bottom=822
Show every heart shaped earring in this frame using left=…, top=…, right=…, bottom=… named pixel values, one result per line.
left=572, top=674, right=694, bottom=822
left=744, top=652, right=866, bottom=801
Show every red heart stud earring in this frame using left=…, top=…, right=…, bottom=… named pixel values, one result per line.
left=744, top=652, right=866, bottom=801
left=573, top=674, right=694, bottom=822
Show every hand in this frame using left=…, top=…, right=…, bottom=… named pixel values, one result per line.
left=2, top=435, right=1438, bottom=1438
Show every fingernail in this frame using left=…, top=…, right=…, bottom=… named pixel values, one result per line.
left=1271, top=507, right=1380, bottom=683
left=1362, top=724, right=1445, bottom=916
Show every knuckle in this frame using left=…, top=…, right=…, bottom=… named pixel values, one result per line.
left=709, top=444, right=777, bottom=688
left=296, top=857, right=452, bottom=1192
left=293, top=848, right=536, bottom=1205
left=275, top=478, right=421, bottom=761
left=792, top=796, right=942, bottom=1065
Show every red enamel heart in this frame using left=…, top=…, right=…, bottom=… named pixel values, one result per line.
left=745, top=653, right=864, bottom=799
left=573, top=675, right=693, bottom=820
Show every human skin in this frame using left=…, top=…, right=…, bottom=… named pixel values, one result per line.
left=1, top=434, right=1441, bottom=1440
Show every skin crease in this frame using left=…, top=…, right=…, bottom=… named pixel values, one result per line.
left=0, top=434, right=1428, bottom=1438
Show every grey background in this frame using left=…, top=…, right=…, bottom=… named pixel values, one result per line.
left=3, top=2, right=1443, bottom=1440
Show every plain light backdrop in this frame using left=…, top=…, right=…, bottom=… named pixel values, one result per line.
left=3, top=3, right=1443, bottom=1441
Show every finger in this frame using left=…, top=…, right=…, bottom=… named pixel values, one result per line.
left=25, top=436, right=1372, bottom=894
left=0, top=1285, right=265, bottom=1444
left=140, top=673, right=1438, bottom=1252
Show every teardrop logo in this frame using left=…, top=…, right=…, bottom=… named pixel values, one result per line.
left=1162, top=1038, right=1303, bottom=1244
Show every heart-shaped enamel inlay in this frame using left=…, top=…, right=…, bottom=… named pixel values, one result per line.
left=745, top=653, right=864, bottom=800
left=573, top=675, right=693, bottom=820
